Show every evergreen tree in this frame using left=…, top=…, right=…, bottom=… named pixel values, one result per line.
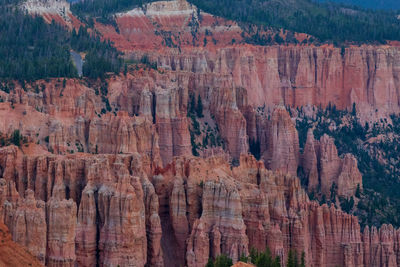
left=274, top=33, right=284, bottom=44
left=294, top=251, right=299, bottom=267
left=250, top=247, right=259, bottom=264
left=189, top=93, right=196, bottom=115
left=355, top=184, right=361, bottom=198
left=287, top=250, right=295, bottom=267
left=0, top=2, right=122, bottom=81
left=352, top=103, right=357, bottom=116
left=206, top=258, right=214, bottom=267
left=197, top=95, right=204, bottom=118
left=187, top=0, right=400, bottom=44
left=213, top=255, right=233, bottom=267
left=239, top=254, right=249, bottom=263
left=11, top=130, right=21, bottom=147
left=300, top=252, right=306, bottom=267
left=274, top=256, right=281, bottom=267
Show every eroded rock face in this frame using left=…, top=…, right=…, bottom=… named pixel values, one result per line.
left=46, top=194, right=77, bottom=267
left=97, top=167, right=147, bottom=267
left=0, top=150, right=153, bottom=267
left=186, top=180, right=249, bottom=266
left=301, top=133, right=363, bottom=198
left=2, top=2, right=400, bottom=266
left=149, top=46, right=400, bottom=121
left=75, top=183, right=97, bottom=267
left=0, top=222, right=43, bottom=267
left=20, top=0, right=82, bottom=29
left=2, top=41, right=400, bottom=166
left=208, top=87, right=249, bottom=160
left=262, top=107, right=300, bottom=176
left=0, top=147, right=396, bottom=267
left=154, top=86, right=192, bottom=165
left=301, top=129, right=319, bottom=192
left=142, top=179, right=164, bottom=267
left=11, top=189, right=47, bottom=264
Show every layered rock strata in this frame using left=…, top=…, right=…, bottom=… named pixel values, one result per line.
left=0, top=222, right=43, bottom=267
left=301, top=131, right=363, bottom=197
left=0, top=147, right=396, bottom=267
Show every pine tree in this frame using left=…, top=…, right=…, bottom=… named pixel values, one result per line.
left=11, top=130, right=21, bottom=147
left=239, top=253, right=248, bottom=263
left=355, top=184, right=361, bottom=198
left=206, top=258, right=214, bottom=267
left=294, top=251, right=299, bottom=267
left=352, top=102, right=357, bottom=116
left=197, top=95, right=204, bottom=118
left=300, top=252, right=306, bottom=267
left=124, top=64, right=128, bottom=76
left=250, top=247, right=259, bottom=264
left=213, top=255, right=233, bottom=267
left=287, top=250, right=295, bottom=267
left=189, top=93, right=196, bottom=115
left=274, top=256, right=281, bottom=267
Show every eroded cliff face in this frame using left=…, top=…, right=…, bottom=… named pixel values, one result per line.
left=93, top=1, right=400, bottom=119
left=0, top=67, right=249, bottom=163
left=301, top=131, right=363, bottom=198
left=0, top=221, right=43, bottom=267
left=0, top=147, right=397, bottom=267
left=5, top=1, right=400, bottom=266
left=96, top=0, right=243, bottom=52
left=20, top=0, right=82, bottom=29
left=0, top=52, right=388, bottom=265
left=150, top=45, right=400, bottom=121
left=0, top=147, right=159, bottom=267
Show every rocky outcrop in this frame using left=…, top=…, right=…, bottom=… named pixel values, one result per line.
left=301, top=129, right=319, bottom=192
left=102, top=0, right=243, bottom=51
left=0, top=149, right=154, bottom=267
left=20, top=0, right=79, bottom=29
left=46, top=192, right=77, bottom=267
left=142, top=179, right=164, bottom=267
left=154, top=86, right=192, bottom=165
left=0, top=146, right=396, bottom=266
left=87, top=112, right=160, bottom=156
left=301, top=133, right=363, bottom=198
left=11, top=190, right=47, bottom=264
left=208, top=87, right=249, bottom=160
left=2, top=3, right=400, bottom=266
left=186, top=180, right=249, bottom=266
left=262, top=107, right=300, bottom=176
left=96, top=166, right=147, bottom=267
left=150, top=46, right=400, bottom=121
left=0, top=222, right=43, bottom=267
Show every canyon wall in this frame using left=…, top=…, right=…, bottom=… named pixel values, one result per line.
left=150, top=45, right=400, bottom=122
left=0, top=147, right=397, bottom=267
left=96, top=1, right=400, bottom=121
left=0, top=221, right=43, bottom=267
left=3, top=1, right=400, bottom=266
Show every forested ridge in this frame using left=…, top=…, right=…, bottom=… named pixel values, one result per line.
left=317, top=0, right=400, bottom=11
left=295, top=106, right=400, bottom=227
left=187, top=0, right=400, bottom=44
left=3, top=0, right=400, bottom=83
left=0, top=0, right=122, bottom=81
left=70, top=0, right=157, bottom=22
left=71, top=0, right=400, bottom=44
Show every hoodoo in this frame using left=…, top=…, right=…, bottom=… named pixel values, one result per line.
left=1, top=0, right=400, bottom=266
